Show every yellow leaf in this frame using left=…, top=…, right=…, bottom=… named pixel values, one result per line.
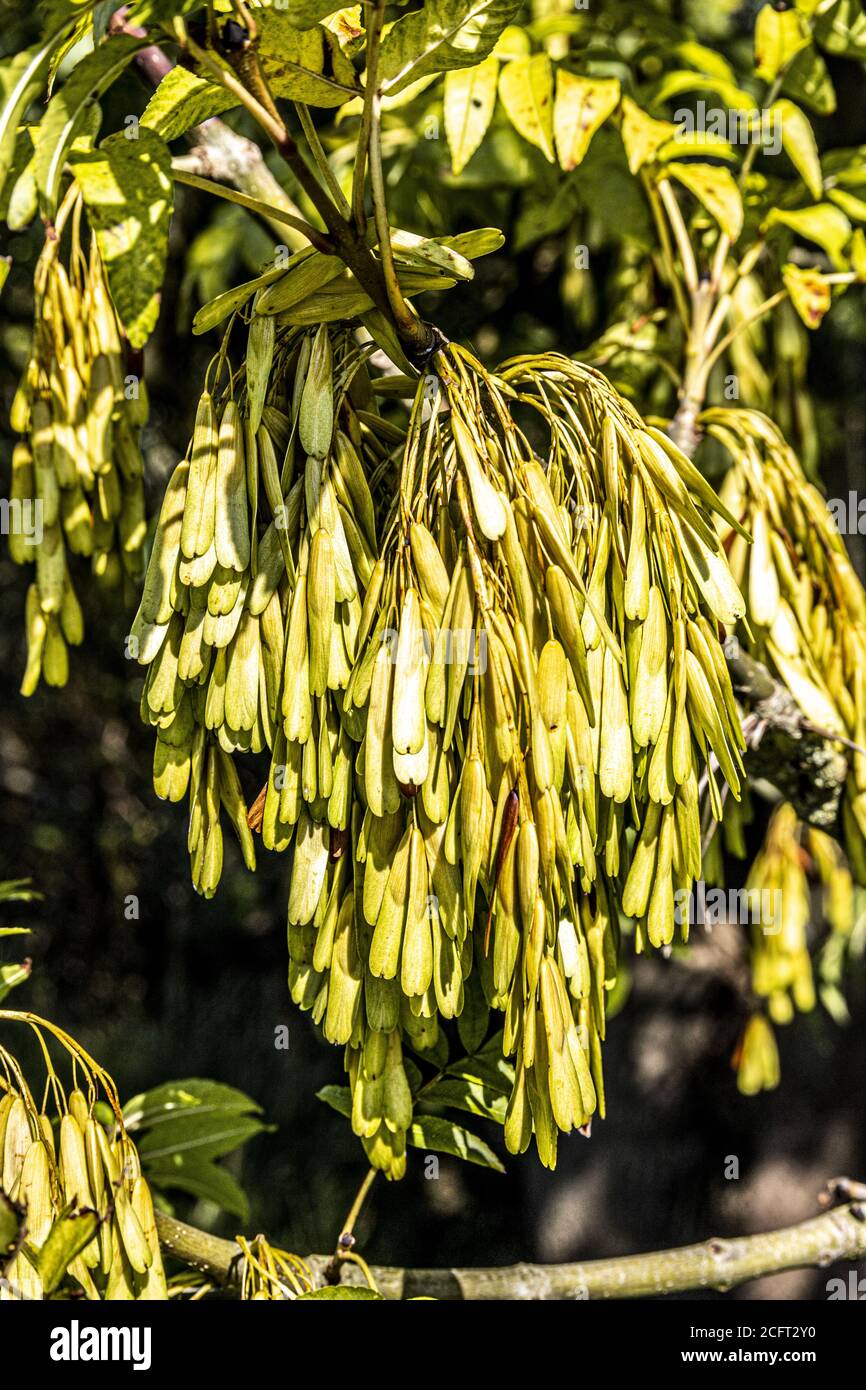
left=772, top=98, right=822, bottom=197
left=553, top=72, right=620, bottom=171
left=782, top=262, right=832, bottom=327
left=664, top=162, right=744, bottom=241
left=767, top=202, right=852, bottom=267
left=619, top=96, right=677, bottom=174
left=754, top=3, right=809, bottom=80
left=444, top=56, right=499, bottom=176
left=498, top=53, right=555, bottom=162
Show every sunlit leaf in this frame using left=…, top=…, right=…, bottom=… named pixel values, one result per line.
left=257, top=13, right=360, bottom=106
left=754, top=2, right=809, bottom=80
left=664, top=161, right=744, bottom=240
left=553, top=71, right=620, bottom=172
left=444, top=56, right=499, bottom=176
left=767, top=202, right=852, bottom=266
left=782, top=261, right=833, bottom=327
left=381, top=0, right=521, bottom=96
left=619, top=96, right=677, bottom=174
left=419, top=1075, right=509, bottom=1123
left=772, top=99, right=822, bottom=198
left=69, top=128, right=174, bottom=347
left=141, top=66, right=236, bottom=142
left=651, top=70, right=754, bottom=110
left=815, top=0, right=866, bottom=57
left=782, top=44, right=836, bottom=114
left=34, top=34, right=145, bottom=215
left=408, top=1113, right=505, bottom=1171
left=498, top=53, right=555, bottom=162
left=36, top=1208, right=100, bottom=1293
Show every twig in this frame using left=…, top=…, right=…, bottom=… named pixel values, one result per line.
left=108, top=7, right=309, bottom=247
left=170, top=166, right=330, bottom=250
left=294, top=103, right=352, bottom=221
left=154, top=1189, right=866, bottom=1299
left=323, top=1167, right=378, bottom=1283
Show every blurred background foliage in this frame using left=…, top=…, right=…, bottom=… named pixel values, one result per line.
left=2, top=0, right=866, bottom=1295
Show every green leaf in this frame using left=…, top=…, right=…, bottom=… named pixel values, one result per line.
left=0, top=31, right=73, bottom=200
left=445, top=1031, right=514, bottom=1096
left=456, top=970, right=489, bottom=1054
left=767, top=202, right=852, bottom=266
left=619, top=96, right=677, bottom=174
left=0, top=961, right=32, bottom=1003
left=553, top=71, right=620, bottom=172
left=651, top=71, right=755, bottom=110
left=498, top=53, right=555, bottom=163
left=815, top=0, right=866, bottom=57
left=34, top=34, right=146, bottom=215
left=828, top=187, right=866, bottom=222
left=135, top=1112, right=267, bottom=1163
left=672, top=40, right=736, bottom=83
left=419, top=1075, right=508, bottom=1124
left=69, top=128, right=173, bottom=347
left=0, top=878, right=41, bottom=904
left=36, top=1208, right=100, bottom=1293
left=125, top=0, right=206, bottom=24
left=444, top=56, right=499, bottom=176
left=141, top=66, right=237, bottom=142
left=754, top=2, right=810, bottom=79
left=0, top=1190, right=22, bottom=1255
left=782, top=261, right=833, bottom=327
left=275, top=0, right=348, bottom=28
left=316, top=1083, right=352, bottom=1118
left=408, top=1113, right=505, bottom=1171
left=772, top=99, right=822, bottom=198
left=124, top=1077, right=264, bottom=1131
left=782, top=45, right=836, bottom=115
left=258, top=13, right=360, bottom=106
left=513, top=177, right=579, bottom=252
left=298, top=1285, right=385, bottom=1299
left=381, top=0, right=521, bottom=96
left=664, top=161, right=744, bottom=241
left=0, top=928, right=30, bottom=938
left=145, top=1156, right=251, bottom=1220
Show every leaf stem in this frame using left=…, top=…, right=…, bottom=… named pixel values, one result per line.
left=353, top=0, right=386, bottom=234
left=171, top=165, right=331, bottom=250
left=294, top=103, right=352, bottom=220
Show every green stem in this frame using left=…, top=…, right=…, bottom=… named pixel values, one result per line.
left=171, top=165, right=330, bottom=249
left=353, top=0, right=386, bottom=234
left=294, top=103, right=352, bottom=220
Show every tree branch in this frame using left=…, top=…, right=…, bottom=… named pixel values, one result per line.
left=723, top=637, right=848, bottom=829
left=109, top=6, right=310, bottom=249
left=154, top=1189, right=866, bottom=1299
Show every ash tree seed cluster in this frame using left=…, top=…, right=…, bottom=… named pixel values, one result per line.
left=9, top=190, right=148, bottom=695
left=128, top=271, right=759, bottom=1172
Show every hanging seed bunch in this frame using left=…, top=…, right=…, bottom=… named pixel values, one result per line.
left=743, top=801, right=854, bottom=1034
left=128, top=319, right=382, bottom=899
left=734, top=1013, right=780, bottom=1096
left=707, top=407, right=866, bottom=880
left=131, top=322, right=749, bottom=1173
left=0, top=1012, right=166, bottom=1301
left=9, top=194, right=147, bottom=696
left=311, top=343, right=748, bottom=1172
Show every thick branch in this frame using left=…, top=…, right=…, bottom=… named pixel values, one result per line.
left=724, top=637, right=847, bottom=829
left=155, top=1193, right=866, bottom=1300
